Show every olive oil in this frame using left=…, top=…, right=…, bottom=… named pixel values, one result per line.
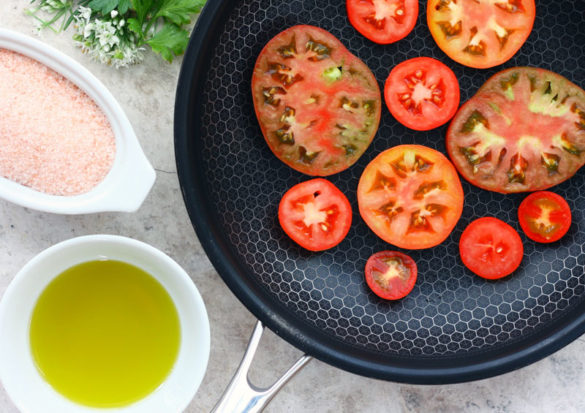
left=29, top=260, right=181, bottom=408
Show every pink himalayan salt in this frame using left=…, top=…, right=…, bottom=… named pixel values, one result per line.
left=0, top=49, right=116, bottom=196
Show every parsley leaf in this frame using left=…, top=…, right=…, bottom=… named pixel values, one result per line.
left=126, top=17, right=143, bottom=37
left=88, top=0, right=119, bottom=14
left=88, top=0, right=131, bottom=15
left=146, top=24, right=190, bottom=62
left=118, top=0, right=132, bottom=14
left=130, top=0, right=154, bottom=25
left=156, top=0, right=206, bottom=25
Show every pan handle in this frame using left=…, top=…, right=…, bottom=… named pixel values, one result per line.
left=211, top=321, right=312, bottom=413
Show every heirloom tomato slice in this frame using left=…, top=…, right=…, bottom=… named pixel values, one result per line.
left=278, top=178, right=352, bottom=251
left=384, top=57, right=460, bottom=131
left=365, top=251, right=417, bottom=300
left=252, top=25, right=381, bottom=176
left=346, top=0, right=418, bottom=44
left=357, top=145, right=464, bottom=249
left=427, top=0, right=535, bottom=69
left=447, top=67, right=585, bottom=193
left=518, top=191, right=572, bottom=243
left=459, top=217, right=523, bottom=279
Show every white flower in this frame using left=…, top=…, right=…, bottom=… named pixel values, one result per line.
left=78, top=5, right=92, bottom=21
left=83, top=22, right=95, bottom=38
left=73, top=10, right=144, bottom=69
left=110, top=10, right=118, bottom=18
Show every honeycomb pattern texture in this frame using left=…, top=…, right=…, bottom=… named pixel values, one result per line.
left=195, top=0, right=585, bottom=358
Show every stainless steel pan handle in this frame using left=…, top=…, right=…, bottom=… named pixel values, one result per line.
left=211, top=321, right=312, bottom=413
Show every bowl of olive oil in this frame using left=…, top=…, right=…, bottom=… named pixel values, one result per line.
left=0, top=235, right=210, bottom=413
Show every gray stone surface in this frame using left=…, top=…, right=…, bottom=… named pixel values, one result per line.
left=1, top=3, right=584, bottom=412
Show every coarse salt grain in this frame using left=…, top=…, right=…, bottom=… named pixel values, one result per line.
left=0, top=49, right=116, bottom=196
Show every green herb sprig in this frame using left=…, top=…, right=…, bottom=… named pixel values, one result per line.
left=27, top=0, right=207, bottom=67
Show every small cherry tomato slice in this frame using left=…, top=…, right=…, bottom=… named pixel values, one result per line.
left=427, top=0, right=536, bottom=69
left=358, top=145, right=464, bottom=249
left=384, top=57, right=460, bottom=131
left=278, top=178, right=352, bottom=251
left=459, top=217, right=523, bottom=280
left=365, top=251, right=417, bottom=300
left=347, top=0, right=418, bottom=45
left=518, top=191, right=572, bottom=243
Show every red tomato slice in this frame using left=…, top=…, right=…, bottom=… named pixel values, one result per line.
left=252, top=25, right=381, bottom=176
left=357, top=145, right=464, bottom=249
left=278, top=178, right=352, bottom=251
left=518, top=191, right=572, bottom=243
left=384, top=57, right=460, bottom=131
left=347, top=0, right=418, bottom=44
left=365, top=251, right=417, bottom=300
left=447, top=67, right=585, bottom=193
left=459, top=217, right=523, bottom=280
left=427, top=0, right=536, bottom=69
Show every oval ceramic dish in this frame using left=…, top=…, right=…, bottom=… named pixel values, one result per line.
left=0, top=29, right=155, bottom=214
left=0, top=235, right=210, bottom=413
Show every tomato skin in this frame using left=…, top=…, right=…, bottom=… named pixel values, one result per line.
left=357, top=145, right=464, bottom=250
left=447, top=67, right=585, bottom=193
left=427, top=0, right=536, bottom=69
left=384, top=57, right=460, bottom=131
left=347, top=0, right=418, bottom=45
left=252, top=25, right=381, bottom=177
left=278, top=178, right=352, bottom=251
left=365, top=251, right=417, bottom=300
left=459, top=217, right=524, bottom=280
left=518, top=191, right=572, bottom=243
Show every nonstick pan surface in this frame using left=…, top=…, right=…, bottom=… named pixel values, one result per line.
left=175, top=0, right=585, bottom=383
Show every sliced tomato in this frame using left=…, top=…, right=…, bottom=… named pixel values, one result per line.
left=447, top=67, right=585, bottom=193
left=357, top=145, right=464, bottom=249
left=427, top=0, right=535, bottom=69
left=252, top=25, right=381, bottom=176
left=278, top=178, right=352, bottom=251
left=384, top=57, right=460, bottom=131
left=365, top=251, right=417, bottom=300
left=518, top=191, right=572, bottom=243
left=346, top=0, right=418, bottom=45
left=459, top=217, right=523, bottom=279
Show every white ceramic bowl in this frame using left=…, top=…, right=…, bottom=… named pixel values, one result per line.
left=0, top=29, right=155, bottom=213
left=0, top=235, right=210, bottom=413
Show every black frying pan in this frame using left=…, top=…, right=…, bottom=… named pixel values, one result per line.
left=174, top=0, right=585, bottom=385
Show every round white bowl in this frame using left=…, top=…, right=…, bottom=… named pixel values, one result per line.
left=0, top=235, right=210, bottom=413
left=0, top=29, right=155, bottom=214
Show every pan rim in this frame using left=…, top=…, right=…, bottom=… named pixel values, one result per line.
left=174, top=0, right=585, bottom=384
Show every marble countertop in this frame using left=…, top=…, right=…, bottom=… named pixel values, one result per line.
left=1, top=3, right=585, bottom=412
